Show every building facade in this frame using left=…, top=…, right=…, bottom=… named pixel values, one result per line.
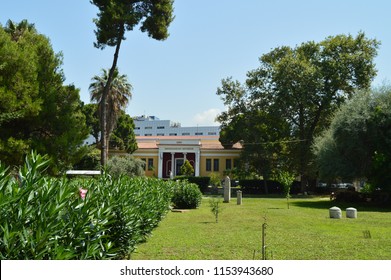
left=106, top=116, right=241, bottom=179
left=131, top=135, right=241, bottom=179
left=133, top=115, right=220, bottom=137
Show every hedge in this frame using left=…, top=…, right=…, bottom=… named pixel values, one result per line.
left=238, top=179, right=301, bottom=195
left=175, top=176, right=210, bottom=193
left=239, top=179, right=283, bottom=194
left=0, top=152, right=174, bottom=260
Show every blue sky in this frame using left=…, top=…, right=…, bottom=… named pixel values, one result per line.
left=1, top=0, right=391, bottom=126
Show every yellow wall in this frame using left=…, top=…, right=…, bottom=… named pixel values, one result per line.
left=130, top=146, right=241, bottom=179
left=131, top=148, right=159, bottom=177
left=200, top=150, right=240, bottom=178
left=141, top=155, right=159, bottom=177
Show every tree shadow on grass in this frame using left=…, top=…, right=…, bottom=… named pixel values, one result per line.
left=291, top=199, right=391, bottom=213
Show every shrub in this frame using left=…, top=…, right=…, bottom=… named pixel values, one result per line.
left=171, top=180, right=202, bottom=209
left=239, top=179, right=283, bottom=194
left=0, top=152, right=113, bottom=259
left=180, top=160, right=194, bottom=176
left=209, top=198, right=223, bottom=223
left=73, top=147, right=100, bottom=170
left=175, top=176, right=210, bottom=193
left=0, top=151, right=173, bottom=259
left=107, top=155, right=145, bottom=178
left=275, top=171, right=296, bottom=209
left=335, top=190, right=364, bottom=203
left=209, top=172, right=222, bottom=188
left=87, top=175, right=173, bottom=258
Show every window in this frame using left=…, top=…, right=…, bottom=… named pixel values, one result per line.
left=182, top=132, right=190, bottom=136
left=213, top=159, right=219, bottom=171
left=208, top=132, right=217, bottom=135
left=169, top=133, right=177, bottom=136
left=144, top=133, right=152, bottom=136
left=157, top=133, right=165, bottom=136
left=206, top=159, right=212, bottom=171
left=195, top=132, right=203, bottom=135
left=226, top=159, right=232, bottom=170
left=145, top=126, right=152, bottom=129
left=135, top=127, right=140, bottom=130
left=157, top=126, right=165, bottom=129
left=148, top=158, right=154, bottom=171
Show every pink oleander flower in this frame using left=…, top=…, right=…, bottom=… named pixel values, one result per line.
left=79, top=188, right=88, bottom=200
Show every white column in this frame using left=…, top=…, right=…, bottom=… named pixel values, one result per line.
left=170, top=152, right=175, bottom=177
left=224, top=176, right=231, bottom=203
left=195, top=150, right=200, bottom=176
left=158, top=151, right=163, bottom=178
left=183, top=152, right=187, bottom=161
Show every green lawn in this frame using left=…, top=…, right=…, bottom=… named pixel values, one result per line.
left=131, top=196, right=391, bottom=260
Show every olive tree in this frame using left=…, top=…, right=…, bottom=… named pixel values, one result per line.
left=313, top=86, right=391, bottom=191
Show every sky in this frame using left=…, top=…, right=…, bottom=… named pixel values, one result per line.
left=1, top=0, right=391, bottom=127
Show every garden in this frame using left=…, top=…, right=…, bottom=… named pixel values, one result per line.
left=132, top=195, right=391, bottom=260
left=2, top=152, right=391, bottom=260
left=0, top=152, right=200, bottom=260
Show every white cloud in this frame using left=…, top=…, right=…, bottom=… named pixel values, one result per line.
left=193, top=108, right=221, bottom=126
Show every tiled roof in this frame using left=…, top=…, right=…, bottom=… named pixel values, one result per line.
left=136, top=135, right=219, bottom=140
left=135, top=135, right=242, bottom=150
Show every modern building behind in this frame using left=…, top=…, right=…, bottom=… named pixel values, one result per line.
left=133, top=115, right=220, bottom=137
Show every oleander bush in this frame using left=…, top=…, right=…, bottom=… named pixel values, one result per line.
left=0, top=151, right=173, bottom=259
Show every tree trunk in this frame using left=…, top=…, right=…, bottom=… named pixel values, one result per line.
left=100, top=87, right=107, bottom=166
left=100, top=31, right=124, bottom=167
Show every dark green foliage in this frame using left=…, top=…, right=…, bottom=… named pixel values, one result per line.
left=171, top=181, right=202, bottom=209
left=335, top=190, right=365, bottom=203
left=239, top=179, right=280, bottom=194
left=0, top=152, right=173, bottom=259
left=110, top=110, right=138, bottom=153
left=82, top=104, right=138, bottom=153
left=90, top=0, right=174, bottom=166
left=189, top=176, right=211, bottom=193
left=217, top=33, right=379, bottom=187
left=82, top=103, right=100, bottom=143
left=0, top=20, right=89, bottom=171
left=73, top=147, right=101, bottom=170
left=91, top=0, right=174, bottom=49
left=175, top=176, right=210, bottom=193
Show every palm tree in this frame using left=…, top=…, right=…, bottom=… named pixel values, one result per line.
left=5, top=19, right=36, bottom=41
left=89, top=68, right=132, bottom=165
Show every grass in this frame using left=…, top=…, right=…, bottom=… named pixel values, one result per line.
left=131, top=196, right=391, bottom=260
